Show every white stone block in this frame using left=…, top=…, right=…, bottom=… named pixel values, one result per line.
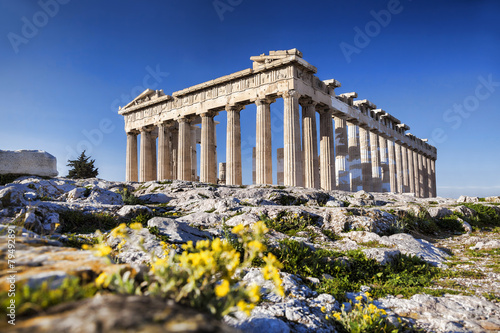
left=0, top=150, right=58, bottom=177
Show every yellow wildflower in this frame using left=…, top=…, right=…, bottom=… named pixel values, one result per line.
left=95, top=272, right=110, bottom=288
left=129, top=222, right=143, bottom=231
left=111, top=223, right=128, bottom=238
left=95, top=243, right=112, bottom=257
left=355, top=295, right=364, bottom=302
left=247, top=240, right=265, bottom=253
left=232, top=224, right=245, bottom=235
left=237, top=300, right=255, bottom=316
left=117, top=239, right=127, bottom=250
left=251, top=221, right=269, bottom=234
left=215, top=279, right=230, bottom=298
left=248, top=284, right=260, bottom=303
left=211, top=238, right=222, bottom=252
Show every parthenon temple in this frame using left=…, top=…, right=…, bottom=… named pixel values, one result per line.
left=119, top=49, right=437, bottom=198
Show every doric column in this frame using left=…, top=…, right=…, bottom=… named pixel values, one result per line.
left=219, top=162, right=226, bottom=184
left=126, top=131, right=138, bottom=182
left=283, top=90, right=302, bottom=187
left=157, top=122, right=172, bottom=181
left=177, top=117, right=192, bottom=181
left=139, top=127, right=153, bottom=182
left=226, top=104, right=244, bottom=185
left=387, top=139, right=397, bottom=193
left=422, top=155, right=429, bottom=198
left=252, top=147, right=256, bottom=184
left=426, top=157, right=433, bottom=198
left=401, top=145, right=410, bottom=193
left=379, top=137, right=391, bottom=192
left=334, top=117, right=349, bottom=191
left=347, top=122, right=362, bottom=192
left=417, top=153, right=424, bottom=198
left=359, top=127, right=372, bottom=192
left=200, top=112, right=217, bottom=184
left=431, top=159, right=437, bottom=197
left=190, top=125, right=198, bottom=181
left=300, top=98, right=318, bottom=189
left=171, top=127, right=178, bottom=179
left=413, top=150, right=420, bottom=197
left=149, top=129, right=158, bottom=181
left=277, top=148, right=284, bottom=186
left=407, top=148, right=415, bottom=194
left=395, top=142, right=403, bottom=193
left=319, top=108, right=335, bottom=191
left=369, top=132, right=382, bottom=192
left=255, top=98, right=273, bottom=185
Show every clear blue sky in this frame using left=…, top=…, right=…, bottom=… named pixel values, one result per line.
left=1, top=0, right=498, bottom=198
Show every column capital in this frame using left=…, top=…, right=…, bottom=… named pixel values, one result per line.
left=298, top=96, right=317, bottom=107
left=200, top=111, right=218, bottom=118
left=155, top=120, right=174, bottom=128
left=255, top=97, right=276, bottom=105
left=316, top=104, right=332, bottom=115
left=225, top=104, right=245, bottom=112
left=139, top=125, right=155, bottom=133
left=127, top=129, right=140, bottom=136
left=177, top=116, right=194, bottom=124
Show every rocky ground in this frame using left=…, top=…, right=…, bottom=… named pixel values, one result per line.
left=0, top=176, right=499, bottom=332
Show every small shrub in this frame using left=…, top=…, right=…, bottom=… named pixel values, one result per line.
left=120, top=188, right=145, bottom=205
left=321, top=229, right=342, bottom=241
left=0, top=278, right=97, bottom=317
left=147, top=226, right=170, bottom=243
left=324, top=294, right=400, bottom=333
left=58, top=210, right=119, bottom=234
left=262, top=212, right=316, bottom=236
left=95, top=222, right=284, bottom=319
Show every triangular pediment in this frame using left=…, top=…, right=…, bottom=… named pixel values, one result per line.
left=123, top=89, right=165, bottom=109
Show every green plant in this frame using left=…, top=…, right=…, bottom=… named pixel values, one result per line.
left=0, top=278, right=97, bottom=317
left=120, top=187, right=145, bottom=205
left=461, top=203, right=500, bottom=229
left=58, top=210, right=119, bottom=234
left=147, top=226, right=170, bottom=243
left=324, top=294, right=400, bottom=333
left=66, top=150, right=99, bottom=179
left=262, top=212, right=316, bottom=236
left=322, top=229, right=342, bottom=241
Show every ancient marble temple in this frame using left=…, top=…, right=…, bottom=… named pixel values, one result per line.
left=119, top=49, right=437, bottom=198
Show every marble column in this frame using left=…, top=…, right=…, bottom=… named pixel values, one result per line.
left=277, top=148, right=284, bottom=186
left=426, top=157, right=433, bottom=198
left=431, top=159, right=437, bottom=197
left=334, top=117, right=349, bottom=191
left=417, top=153, right=424, bottom=198
left=359, top=127, right=372, bottom=192
left=148, top=129, right=157, bottom=181
left=369, top=131, right=382, bottom=192
left=387, top=139, right=397, bottom=193
left=190, top=125, right=198, bottom=181
left=200, top=112, right=217, bottom=184
left=171, top=127, right=178, bottom=180
left=413, top=150, right=420, bottom=197
left=301, top=99, right=318, bottom=189
left=402, top=145, right=410, bottom=193
left=157, top=122, right=172, bottom=181
left=407, top=148, right=415, bottom=194
left=319, top=108, right=335, bottom=191
left=139, top=128, right=153, bottom=182
left=395, top=142, right=403, bottom=193
left=255, top=98, right=273, bottom=185
left=219, top=162, right=226, bottom=184
left=226, top=104, right=243, bottom=185
left=347, top=122, right=362, bottom=192
left=283, top=90, right=302, bottom=187
left=379, top=137, right=391, bottom=192
left=177, top=118, right=192, bottom=181
left=126, top=131, right=138, bottom=182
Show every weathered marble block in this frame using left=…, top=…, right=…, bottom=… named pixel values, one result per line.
left=0, top=150, right=58, bottom=177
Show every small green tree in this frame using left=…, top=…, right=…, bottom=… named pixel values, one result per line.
left=66, top=151, right=99, bottom=179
